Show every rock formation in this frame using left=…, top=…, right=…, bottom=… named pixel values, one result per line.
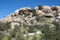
left=1, top=6, right=60, bottom=26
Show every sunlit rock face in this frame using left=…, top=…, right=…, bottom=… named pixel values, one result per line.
left=1, top=6, right=60, bottom=25
left=56, top=6, right=60, bottom=13
left=19, top=7, right=31, bottom=10
left=42, top=6, right=52, bottom=13
left=35, top=6, right=52, bottom=13
left=35, top=9, right=45, bottom=16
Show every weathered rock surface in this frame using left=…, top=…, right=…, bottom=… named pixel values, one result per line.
left=1, top=6, right=60, bottom=26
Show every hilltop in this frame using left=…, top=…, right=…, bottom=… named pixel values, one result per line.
left=0, top=5, right=60, bottom=40
left=1, top=6, right=60, bottom=23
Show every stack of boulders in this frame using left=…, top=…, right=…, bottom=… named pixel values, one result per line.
left=1, top=6, right=60, bottom=26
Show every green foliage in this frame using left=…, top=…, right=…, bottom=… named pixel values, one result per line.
left=51, top=7, right=58, bottom=11
left=53, top=21, right=60, bottom=40
left=3, top=36, right=8, bottom=40
left=28, top=25, right=36, bottom=33
left=0, top=33, right=3, bottom=40
left=32, top=9, right=38, bottom=16
left=38, top=5, right=43, bottom=10
left=0, top=22, right=11, bottom=31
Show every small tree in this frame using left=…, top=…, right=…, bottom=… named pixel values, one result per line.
left=51, top=7, right=58, bottom=11
left=53, top=21, right=60, bottom=40
left=38, top=5, right=43, bottom=10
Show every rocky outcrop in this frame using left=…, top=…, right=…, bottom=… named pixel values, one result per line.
left=1, top=6, right=60, bottom=26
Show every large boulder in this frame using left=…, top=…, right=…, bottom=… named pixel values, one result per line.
left=57, top=16, right=60, bottom=19
left=19, top=7, right=31, bottom=10
left=56, top=6, right=60, bottom=13
left=58, top=13, right=60, bottom=16
left=35, top=10, right=45, bottom=16
left=44, top=13, right=53, bottom=18
left=42, top=6, right=52, bottom=13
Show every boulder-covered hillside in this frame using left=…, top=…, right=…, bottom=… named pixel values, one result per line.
left=0, top=6, right=60, bottom=31
left=1, top=6, right=60, bottom=24
left=0, top=6, right=60, bottom=40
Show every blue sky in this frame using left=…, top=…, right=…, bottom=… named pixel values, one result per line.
left=0, top=0, right=60, bottom=19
